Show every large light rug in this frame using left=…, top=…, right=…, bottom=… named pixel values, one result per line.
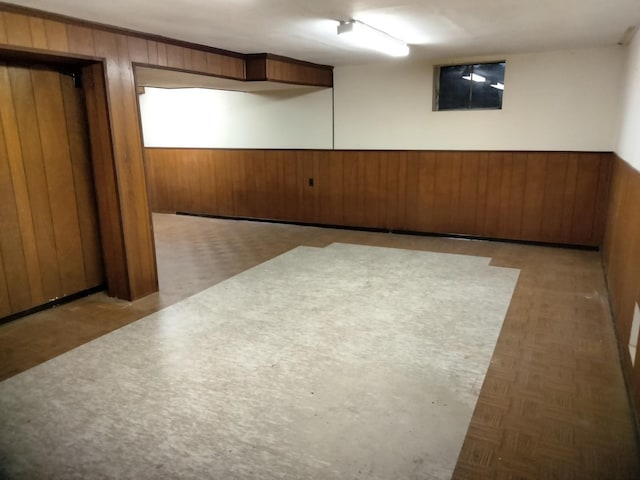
left=0, top=243, right=519, bottom=479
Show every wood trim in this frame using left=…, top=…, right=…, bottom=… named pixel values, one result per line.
left=261, top=53, right=333, bottom=71
left=0, top=45, right=100, bottom=64
left=265, top=57, right=333, bottom=87
left=132, top=62, right=246, bottom=84
left=0, top=284, right=104, bottom=326
left=603, top=153, right=640, bottom=424
left=245, top=53, right=333, bottom=87
left=144, top=148, right=612, bottom=247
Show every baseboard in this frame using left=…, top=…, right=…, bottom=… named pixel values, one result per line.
left=0, top=285, right=106, bottom=326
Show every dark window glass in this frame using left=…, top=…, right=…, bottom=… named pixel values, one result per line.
left=438, top=65, right=471, bottom=110
left=436, top=62, right=505, bottom=111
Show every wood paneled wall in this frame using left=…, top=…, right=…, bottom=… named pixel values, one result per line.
left=0, top=3, right=333, bottom=300
left=0, top=3, right=332, bottom=300
left=0, top=63, right=104, bottom=318
left=0, top=6, right=236, bottom=300
left=603, top=154, right=640, bottom=420
left=144, top=149, right=611, bottom=247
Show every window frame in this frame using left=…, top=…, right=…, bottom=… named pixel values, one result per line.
left=433, top=61, right=506, bottom=112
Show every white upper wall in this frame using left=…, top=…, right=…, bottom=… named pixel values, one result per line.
left=139, top=46, right=624, bottom=152
left=138, top=86, right=333, bottom=149
left=615, top=32, right=640, bottom=170
left=333, top=47, right=624, bottom=151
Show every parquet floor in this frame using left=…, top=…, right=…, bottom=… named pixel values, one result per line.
left=0, top=213, right=638, bottom=479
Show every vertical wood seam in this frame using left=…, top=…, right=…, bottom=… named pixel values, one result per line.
left=60, top=73, right=92, bottom=285
left=5, top=66, right=48, bottom=303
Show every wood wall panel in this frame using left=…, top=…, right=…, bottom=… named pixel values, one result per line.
left=458, top=155, right=479, bottom=235
left=403, top=152, right=419, bottom=231
left=482, top=152, right=501, bottom=237
left=269, top=150, right=287, bottom=220
left=433, top=152, right=453, bottom=232
left=343, top=152, right=360, bottom=226
left=416, top=152, right=436, bottom=232
left=520, top=153, right=546, bottom=241
left=559, top=154, right=579, bottom=243
left=0, top=12, right=7, bottom=44
left=593, top=156, right=612, bottom=246
left=3, top=12, right=32, bottom=47
left=0, top=65, right=45, bottom=307
left=395, top=151, right=408, bottom=230
left=497, top=153, right=514, bottom=239
left=541, top=152, right=567, bottom=242
left=446, top=152, right=463, bottom=234
left=0, top=63, right=104, bottom=318
left=472, top=152, right=489, bottom=236
left=246, top=54, right=333, bottom=87
left=32, top=68, right=86, bottom=294
left=127, top=36, right=148, bottom=63
left=507, top=154, right=527, bottom=239
left=281, top=150, right=300, bottom=221
left=0, top=102, right=33, bottom=313
left=44, top=19, right=68, bottom=52
left=382, top=152, right=396, bottom=229
left=29, top=17, right=47, bottom=49
left=230, top=152, right=247, bottom=217
left=0, top=244, right=10, bottom=318
left=572, top=153, right=600, bottom=243
left=315, top=152, right=341, bottom=226
left=603, top=154, right=640, bottom=422
left=65, top=24, right=95, bottom=56
left=362, top=151, right=381, bottom=228
left=144, top=148, right=612, bottom=247
left=61, top=72, right=104, bottom=287
left=266, top=57, right=333, bottom=86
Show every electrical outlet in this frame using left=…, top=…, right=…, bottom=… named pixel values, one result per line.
left=629, top=303, right=640, bottom=367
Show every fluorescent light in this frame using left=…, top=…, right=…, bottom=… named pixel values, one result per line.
left=491, top=82, right=504, bottom=90
left=462, top=73, right=486, bottom=83
left=337, top=20, right=409, bottom=57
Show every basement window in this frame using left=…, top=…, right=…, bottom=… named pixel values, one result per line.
left=434, top=61, right=505, bottom=111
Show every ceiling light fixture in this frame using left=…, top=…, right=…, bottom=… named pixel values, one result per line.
left=337, top=20, right=409, bottom=57
left=462, top=73, right=486, bottom=83
left=490, top=82, right=504, bottom=90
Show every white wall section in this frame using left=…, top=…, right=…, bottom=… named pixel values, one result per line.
left=333, top=47, right=624, bottom=151
left=139, top=46, right=625, bottom=153
left=138, top=87, right=333, bottom=149
left=615, top=32, right=640, bottom=169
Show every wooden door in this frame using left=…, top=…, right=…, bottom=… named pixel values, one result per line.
left=0, top=62, right=104, bottom=319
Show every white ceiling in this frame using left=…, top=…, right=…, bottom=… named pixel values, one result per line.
left=5, top=0, right=640, bottom=66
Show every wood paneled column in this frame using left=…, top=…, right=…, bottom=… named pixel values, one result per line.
left=83, top=58, right=158, bottom=300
